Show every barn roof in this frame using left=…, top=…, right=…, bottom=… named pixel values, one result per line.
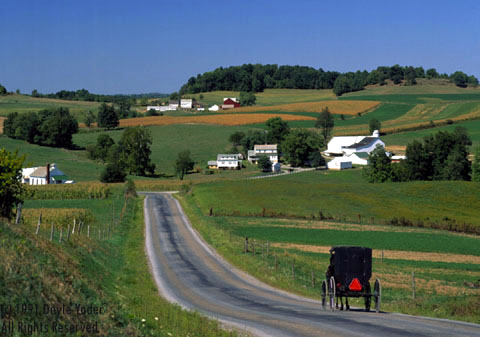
left=344, top=137, right=378, bottom=149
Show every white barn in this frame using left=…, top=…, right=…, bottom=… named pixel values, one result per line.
left=325, top=130, right=384, bottom=156
left=216, top=154, right=242, bottom=170
left=181, top=99, right=193, bottom=109
left=327, top=157, right=353, bottom=170
left=208, top=104, right=220, bottom=111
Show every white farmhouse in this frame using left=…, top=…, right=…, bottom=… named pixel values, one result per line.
left=216, top=154, right=242, bottom=170
left=325, top=130, right=384, bottom=157
left=180, top=99, right=193, bottom=109
left=327, top=157, right=353, bottom=170
left=168, top=100, right=179, bottom=110
left=345, top=152, right=369, bottom=165
left=248, top=144, right=279, bottom=164
left=22, top=164, right=70, bottom=185
left=208, top=104, right=220, bottom=111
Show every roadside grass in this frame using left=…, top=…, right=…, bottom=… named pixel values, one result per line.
left=0, top=94, right=100, bottom=117
left=177, top=193, right=480, bottom=323
left=191, top=169, right=480, bottom=229
left=2, top=183, right=241, bottom=337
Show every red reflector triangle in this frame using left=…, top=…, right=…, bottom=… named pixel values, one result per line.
left=349, top=278, right=362, bottom=291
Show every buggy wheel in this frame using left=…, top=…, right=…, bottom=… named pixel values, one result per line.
left=321, top=280, right=327, bottom=310
left=329, top=276, right=336, bottom=311
left=364, top=282, right=371, bottom=312
left=374, top=278, right=381, bottom=313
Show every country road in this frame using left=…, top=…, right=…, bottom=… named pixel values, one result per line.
left=143, top=192, right=480, bottom=337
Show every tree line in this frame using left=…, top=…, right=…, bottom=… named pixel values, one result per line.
left=30, top=88, right=168, bottom=105
left=3, top=108, right=78, bottom=148
left=365, top=127, right=477, bottom=183
left=180, top=64, right=479, bottom=97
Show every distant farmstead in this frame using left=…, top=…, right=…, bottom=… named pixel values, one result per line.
left=325, top=130, right=384, bottom=157
left=21, top=163, right=72, bottom=185
left=248, top=144, right=279, bottom=164
left=221, top=98, right=241, bottom=110
left=211, top=154, right=242, bottom=170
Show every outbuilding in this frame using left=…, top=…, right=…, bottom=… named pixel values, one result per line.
left=327, top=157, right=353, bottom=170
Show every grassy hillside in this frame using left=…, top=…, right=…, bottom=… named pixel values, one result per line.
left=0, top=94, right=101, bottom=118
left=1, top=184, right=240, bottom=337
left=191, top=169, right=480, bottom=229
left=187, top=88, right=335, bottom=107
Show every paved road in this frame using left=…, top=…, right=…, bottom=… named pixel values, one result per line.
left=143, top=192, right=480, bottom=337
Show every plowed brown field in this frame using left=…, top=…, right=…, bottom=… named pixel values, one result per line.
left=232, top=100, right=380, bottom=115
left=115, top=113, right=316, bottom=127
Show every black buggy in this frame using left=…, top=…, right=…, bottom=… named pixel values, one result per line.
left=321, top=246, right=381, bottom=312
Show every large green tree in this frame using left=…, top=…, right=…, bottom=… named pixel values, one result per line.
left=257, top=155, right=272, bottom=172
left=87, top=134, right=115, bottom=162
left=119, top=126, right=155, bottom=176
left=228, top=131, right=246, bottom=146
left=0, top=149, right=26, bottom=219
left=265, top=117, right=290, bottom=144
left=369, top=118, right=381, bottom=134
left=0, top=84, right=7, bottom=95
left=282, top=129, right=322, bottom=167
left=239, top=92, right=256, bottom=106
left=97, top=103, right=119, bottom=129
left=363, top=145, right=394, bottom=183
left=174, top=150, right=195, bottom=180
left=36, top=107, right=78, bottom=148
left=315, top=107, right=334, bottom=146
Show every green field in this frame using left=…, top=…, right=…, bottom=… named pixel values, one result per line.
left=187, top=88, right=336, bottom=107
left=0, top=94, right=101, bottom=118
left=191, top=169, right=480, bottom=228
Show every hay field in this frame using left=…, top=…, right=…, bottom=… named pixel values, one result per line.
left=116, top=113, right=315, bottom=127
left=232, top=100, right=379, bottom=115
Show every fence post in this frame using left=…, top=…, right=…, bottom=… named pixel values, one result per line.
left=87, top=225, right=90, bottom=238
left=292, top=261, right=295, bottom=279
left=59, top=228, right=63, bottom=243
left=244, top=237, right=248, bottom=253
left=381, top=250, right=384, bottom=262
left=15, top=203, right=23, bottom=225
left=311, top=271, right=315, bottom=288
left=98, top=229, right=101, bottom=240
left=67, top=224, right=71, bottom=241
left=274, top=255, right=278, bottom=270
left=412, top=271, right=416, bottom=300
left=50, top=223, right=54, bottom=241
left=72, top=218, right=76, bottom=235
left=35, top=213, right=42, bottom=235
left=266, top=241, right=269, bottom=255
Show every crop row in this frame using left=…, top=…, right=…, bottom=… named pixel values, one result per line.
left=23, top=182, right=111, bottom=200
left=21, top=208, right=95, bottom=228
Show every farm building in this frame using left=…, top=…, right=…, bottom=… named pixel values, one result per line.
left=272, top=162, right=282, bottom=173
left=22, top=164, right=70, bottom=185
left=327, top=157, right=352, bottom=170
left=181, top=99, right=193, bottom=109
left=346, top=152, right=369, bottom=165
left=325, top=130, right=384, bottom=156
left=168, top=100, right=179, bottom=110
left=208, top=104, right=220, bottom=111
left=221, top=98, right=241, bottom=109
left=147, top=105, right=173, bottom=112
left=248, top=144, right=278, bottom=164
left=207, top=161, right=218, bottom=169
left=391, top=155, right=407, bottom=163
left=216, top=154, right=242, bottom=170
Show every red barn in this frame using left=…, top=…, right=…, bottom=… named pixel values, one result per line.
left=221, top=97, right=241, bottom=109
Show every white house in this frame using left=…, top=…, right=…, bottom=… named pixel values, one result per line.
left=325, top=130, right=384, bottom=156
left=180, top=99, right=193, bottom=109
left=248, top=144, right=279, bottom=164
left=216, top=154, right=242, bottom=170
left=208, top=104, right=220, bottom=111
left=197, top=107, right=205, bottom=111
left=147, top=105, right=173, bottom=112
left=22, top=164, right=69, bottom=185
left=168, top=100, right=179, bottom=110
left=327, top=157, right=353, bottom=170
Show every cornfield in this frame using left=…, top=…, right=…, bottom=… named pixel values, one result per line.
left=0, top=117, right=4, bottom=134
left=24, top=182, right=111, bottom=200
left=134, top=180, right=193, bottom=191
left=22, top=208, right=95, bottom=228
left=232, top=100, right=380, bottom=115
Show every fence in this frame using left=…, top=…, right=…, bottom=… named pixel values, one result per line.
left=245, top=168, right=316, bottom=180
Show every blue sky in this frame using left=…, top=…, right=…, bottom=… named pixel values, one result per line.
left=0, top=0, right=478, bottom=94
